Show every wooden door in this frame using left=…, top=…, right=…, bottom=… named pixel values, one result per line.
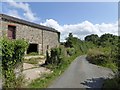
left=8, top=25, right=16, bottom=39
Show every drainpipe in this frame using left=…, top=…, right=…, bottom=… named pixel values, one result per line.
left=42, top=30, right=43, bottom=54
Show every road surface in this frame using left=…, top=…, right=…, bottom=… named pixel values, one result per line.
left=0, top=79, right=2, bottom=89
left=48, top=55, right=114, bottom=88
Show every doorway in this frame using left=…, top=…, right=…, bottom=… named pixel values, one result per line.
left=8, top=25, right=16, bottom=39
left=27, top=43, right=38, bottom=54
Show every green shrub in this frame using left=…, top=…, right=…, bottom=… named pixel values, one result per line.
left=103, top=76, right=119, bottom=89
left=87, top=48, right=107, bottom=65
left=66, top=48, right=75, bottom=56
left=87, top=47, right=118, bottom=71
left=1, top=38, right=28, bottom=88
left=45, top=47, right=63, bottom=66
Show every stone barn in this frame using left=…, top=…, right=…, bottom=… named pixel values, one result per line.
left=0, top=14, right=60, bottom=55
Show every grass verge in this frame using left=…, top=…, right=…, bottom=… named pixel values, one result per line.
left=102, top=76, right=119, bottom=89
left=86, top=48, right=118, bottom=89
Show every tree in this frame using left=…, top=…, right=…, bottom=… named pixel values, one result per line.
left=65, top=33, right=74, bottom=48
left=85, top=34, right=99, bottom=44
left=99, top=33, right=118, bottom=47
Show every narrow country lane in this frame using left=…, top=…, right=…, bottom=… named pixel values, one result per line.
left=48, top=55, right=114, bottom=88
left=0, top=79, right=1, bottom=89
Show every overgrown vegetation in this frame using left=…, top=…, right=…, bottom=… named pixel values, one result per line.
left=29, top=33, right=92, bottom=88
left=2, top=32, right=119, bottom=88
left=86, top=33, right=119, bottom=88
left=29, top=33, right=119, bottom=88
left=1, top=37, right=28, bottom=88
left=45, top=47, right=62, bottom=66
left=29, top=47, right=81, bottom=88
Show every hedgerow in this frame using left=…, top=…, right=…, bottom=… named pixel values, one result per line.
left=1, top=38, right=28, bottom=88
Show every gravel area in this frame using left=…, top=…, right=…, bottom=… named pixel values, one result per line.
left=23, top=66, right=51, bottom=83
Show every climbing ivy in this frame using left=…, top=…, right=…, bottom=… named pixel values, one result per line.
left=1, top=38, right=28, bottom=88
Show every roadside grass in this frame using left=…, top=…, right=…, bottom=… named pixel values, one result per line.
left=103, top=76, right=119, bottom=89
left=87, top=48, right=118, bottom=72
left=86, top=47, right=118, bottom=89
left=101, top=62, right=118, bottom=73
left=102, top=62, right=119, bottom=89
left=28, top=52, right=81, bottom=88
left=0, top=60, right=2, bottom=79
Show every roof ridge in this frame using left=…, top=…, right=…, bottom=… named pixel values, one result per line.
left=0, top=13, right=60, bottom=33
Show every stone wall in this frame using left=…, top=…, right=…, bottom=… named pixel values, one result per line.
left=0, top=17, right=2, bottom=37
left=43, top=30, right=59, bottom=54
left=1, top=19, right=59, bottom=54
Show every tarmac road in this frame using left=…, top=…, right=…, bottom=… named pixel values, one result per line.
left=48, top=55, right=114, bottom=88
left=0, top=79, right=2, bottom=89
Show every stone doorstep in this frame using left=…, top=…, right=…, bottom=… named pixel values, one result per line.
left=23, top=63, right=36, bottom=70
left=38, top=60, right=45, bottom=65
left=24, top=55, right=45, bottom=60
left=23, top=57, right=46, bottom=70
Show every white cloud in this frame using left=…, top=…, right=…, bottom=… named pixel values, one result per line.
left=40, top=19, right=118, bottom=42
left=40, top=19, right=63, bottom=31
left=6, top=0, right=38, bottom=22
left=7, top=10, right=21, bottom=19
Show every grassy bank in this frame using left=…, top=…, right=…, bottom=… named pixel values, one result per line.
left=86, top=47, right=118, bottom=88
left=87, top=47, right=118, bottom=72
left=103, top=76, right=119, bottom=89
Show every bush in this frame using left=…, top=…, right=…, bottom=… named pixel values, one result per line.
left=87, top=48, right=107, bottom=65
left=45, top=47, right=63, bottom=66
left=66, top=48, right=75, bottom=56
left=1, top=38, right=28, bottom=88
left=87, top=47, right=118, bottom=71
left=103, top=76, right=119, bottom=89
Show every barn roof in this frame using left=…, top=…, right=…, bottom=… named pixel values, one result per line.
left=0, top=14, right=60, bottom=34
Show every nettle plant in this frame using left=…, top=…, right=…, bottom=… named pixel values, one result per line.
left=1, top=37, right=28, bottom=88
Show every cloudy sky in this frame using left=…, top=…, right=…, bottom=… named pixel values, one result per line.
left=1, top=0, right=118, bottom=42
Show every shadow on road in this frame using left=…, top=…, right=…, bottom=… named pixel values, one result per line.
left=80, top=77, right=106, bottom=89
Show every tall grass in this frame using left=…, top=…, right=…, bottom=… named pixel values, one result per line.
left=87, top=47, right=118, bottom=88
left=87, top=47, right=118, bottom=71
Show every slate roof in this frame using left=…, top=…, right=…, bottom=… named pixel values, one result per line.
left=0, top=14, right=60, bottom=34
